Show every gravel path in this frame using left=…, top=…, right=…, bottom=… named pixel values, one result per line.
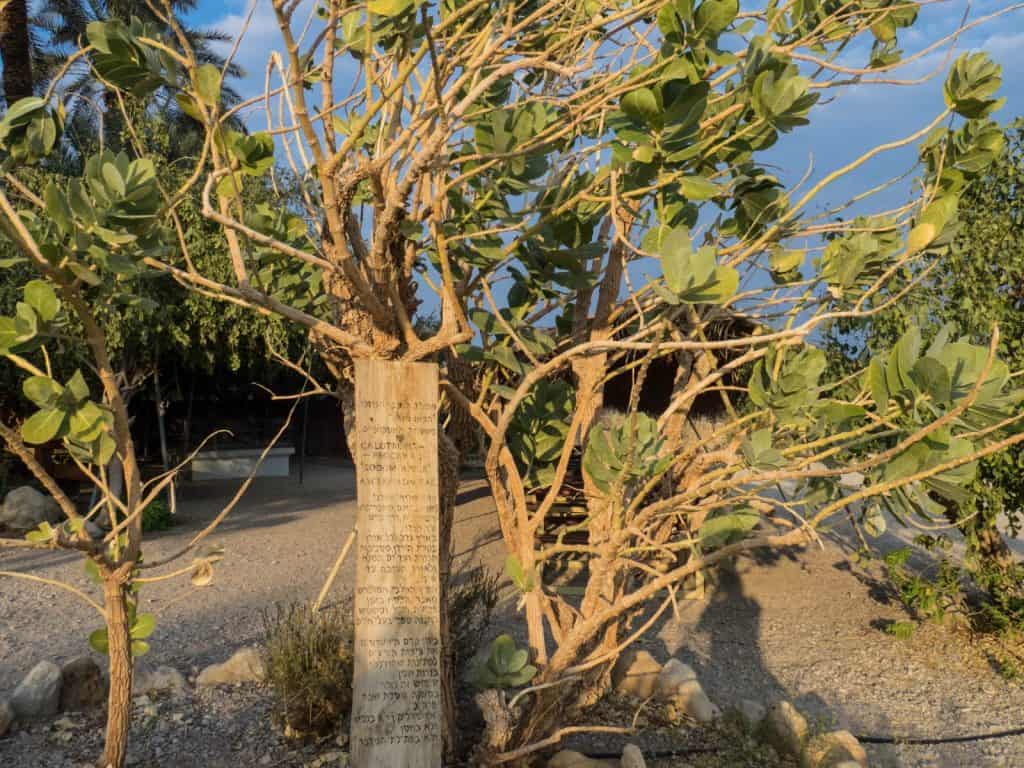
left=3, top=461, right=1024, bottom=766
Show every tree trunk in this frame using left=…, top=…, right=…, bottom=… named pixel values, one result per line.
left=0, top=0, right=33, bottom=105
left=100, top=574, right=134, bottom=768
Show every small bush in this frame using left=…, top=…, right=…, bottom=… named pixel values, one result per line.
left=263, top=602, right=354, bottom=738
left=141, top=498, right=173, bottom=532
left=449, top=566, right=500, bottom=675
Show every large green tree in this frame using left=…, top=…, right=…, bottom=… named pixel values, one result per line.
left=830, top=119, right=1024, bottom=612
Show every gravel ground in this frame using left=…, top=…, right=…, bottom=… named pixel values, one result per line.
left=3, top=460, right=1024, bottom=767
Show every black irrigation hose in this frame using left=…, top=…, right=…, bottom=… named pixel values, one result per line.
left=581, top=725, right=1024, bottom=759
left=856, top=725, right=1024, bottom=745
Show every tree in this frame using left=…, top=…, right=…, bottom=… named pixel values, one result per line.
left=829, top=119, right=1024, bottom=622
left=4, top=0, right=1024, bottom=763
left=0, top=0, right=33, bottom=104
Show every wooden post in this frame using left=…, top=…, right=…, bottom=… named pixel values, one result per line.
left=350, top=360, right=442, bottom=767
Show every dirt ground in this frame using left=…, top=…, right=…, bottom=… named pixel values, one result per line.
left=2, top=460, right=1024, bottom=766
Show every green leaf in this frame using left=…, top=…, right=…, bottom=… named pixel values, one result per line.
left=25, top=521, right=56, bottom=544
left=131, top=613, right=156, bottom=640
left=131, top=640, right=151, bottom=657
left=24, top=280, right=59, bottom=322
left=21, top=409, right=67, bottom=444
left=769, top=247, right=802, bottom=273
left=65, top=370, right=90, bottom=403
left=504, top=554, right=534, bottom=592
left=22, top=376, right=62, bottom=407
left=679, top=176, right=720, bottom=201
left=620, top=87, right=661, bottom=128
left=944, top=53, right=1004, bottom=119
left=368, top=0, right=414, bottom=16
left=661, top=226, right=694, bottom=293
left=195, top=64, right=222, bottom=108
left=44, top=182, right=72, bottom=235
left=695, top=0, right=738, bottom=36
left=89, top=628, right=109, bottom=654
left=699, top=509, right=759, bottom=549
left=910, top=356, right=951, bottom=403
left=868, top=357, right=889, bottom=411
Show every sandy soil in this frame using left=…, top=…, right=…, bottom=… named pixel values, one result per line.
left=2, top=460, right=1023, bottom=767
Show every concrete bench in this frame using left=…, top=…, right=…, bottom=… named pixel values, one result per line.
left=191, top=446, right=295, bottom=480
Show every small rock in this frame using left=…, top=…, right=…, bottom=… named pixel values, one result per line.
left=611, top=649, right=661, bottom=700
left=197, top=647, right=266, bottom=686
left=0, top=486, right=62, bottom=532
left=621, top=743, right=646, bottom=768
left=655, top=659, right=697, bottom=699
left=801, top=730, right=867, bottom=768
left=259, top=756, right=272, bottom=766
left=59, top=657, right=106, bottom=712
left=0, top=699, right=13, bottom=736
left=548, top=750, right=612, bottom=768
left=10, top=661, right=62, bottom=720
left=134, top=665, right=187, bottom=697
left=758, top=700, right=808, bottom=759
left=738, top=699, right=767, bottom=730
left=304, top=750, right=347, bottom=767
left=668, top=679, right=720, bottom=723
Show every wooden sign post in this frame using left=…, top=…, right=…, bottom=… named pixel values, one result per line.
left=350, top=360, right=442, bottom=767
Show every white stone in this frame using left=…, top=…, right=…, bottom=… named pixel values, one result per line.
left=196, top=647, right=266, bottom=686
left=656, top=659, right=697, bottom=699
left=759, top=700, right=808, bottom=759
left=134, top=665, right=187, bottom=696
left=668, top=679, right=720, bottom=723
left=801, top=729, right=868, bottom=768
left=10, top=661, right=62, bottom=719
left=0, top=486, right=62, bottom=532
left=612, top=649, right=661, bottom=700
left=620, top=743, right=646, bottom=768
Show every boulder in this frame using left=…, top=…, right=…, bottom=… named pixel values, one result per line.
left=655, top=659, right=697, bottom=699
left=738, top=699, right=767, bottom=730
left=134, top=665, right=187, bottom=697
left=196, top=647, right=266, bottom=686
left=0, top=487, right=62, bottom=532
left=667, top=679, right=720, bottom=723
left=59, top=657, right=106, bottom=712
left=0, top=699, right=13, bottom=736
left=758, top=700, right=808, bottom=759
left=801, top=730, right=868, bottom=768
left=548, top=750, right=614, bottom=768
left=10, top=661, right=62, bottom=719
left=621, top=743, right=646, bottom=768
left=611, top=649, right=661, bottom=700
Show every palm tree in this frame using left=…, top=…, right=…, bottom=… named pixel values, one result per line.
left=32, top=0, right=244, bottom=155
left=0, top=0, right=34, bottom=104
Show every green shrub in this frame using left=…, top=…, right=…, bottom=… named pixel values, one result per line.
left=141, top=498, right=173, bottom=532
left=262, top=602, right=354, bottom=738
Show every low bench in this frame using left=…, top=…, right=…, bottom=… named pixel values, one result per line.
left=190, top=446, right=295, bottom=480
